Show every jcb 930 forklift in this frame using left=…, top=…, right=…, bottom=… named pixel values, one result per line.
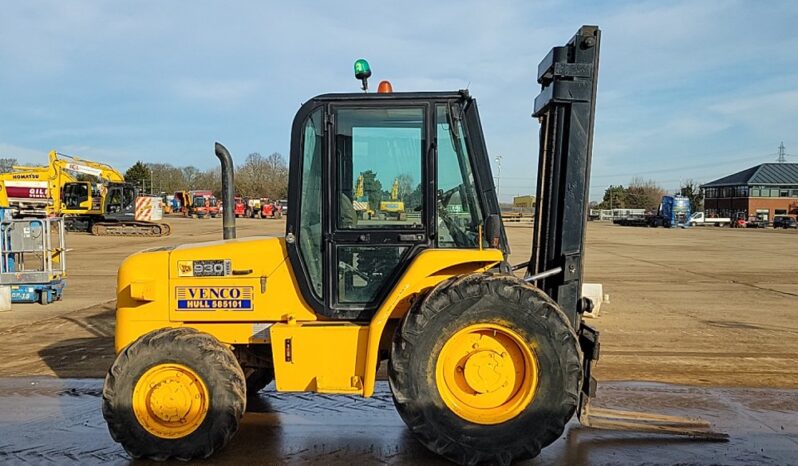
left=103, top=26, right=722, bottom=464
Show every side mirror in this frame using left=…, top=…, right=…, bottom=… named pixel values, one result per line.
left=485, top=214, right=502, bottom=248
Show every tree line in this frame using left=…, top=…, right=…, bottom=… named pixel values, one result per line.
left=595, top=177, right=703, bottom=212
left=124, top=152, right=289, bottom=200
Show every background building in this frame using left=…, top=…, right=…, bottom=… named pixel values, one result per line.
left=701, top=163, right=798, bottom=221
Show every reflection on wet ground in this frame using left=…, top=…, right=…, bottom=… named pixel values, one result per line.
left=0, top=378, right=795, bottom=465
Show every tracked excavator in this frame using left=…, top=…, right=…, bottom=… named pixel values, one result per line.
left=0, top=151, right=170, bottom=236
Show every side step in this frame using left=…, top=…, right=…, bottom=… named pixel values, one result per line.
left=579, top=403, right=729, bottom=441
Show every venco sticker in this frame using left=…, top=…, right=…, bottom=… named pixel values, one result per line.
left=175, top=286, right=253, bottom=311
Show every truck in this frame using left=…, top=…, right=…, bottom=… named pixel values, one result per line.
left=688, top=212, right=731, bottom=227
left=260, top=198, right=283, bottom=219
left=648, top=195, right=691, bottom=228
left=174, top=190, right=220, bottom=218
left=233, top=197, right=247, bottom=217
left=189, top=191, right=219, bottom=218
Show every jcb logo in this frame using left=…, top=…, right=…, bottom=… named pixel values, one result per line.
left=177, top=261, right=193, bottom=276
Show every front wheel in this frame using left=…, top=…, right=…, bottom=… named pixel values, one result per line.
left=389, top=274, right=582, bottom=465
left=102, top=327, right=246, bottom=461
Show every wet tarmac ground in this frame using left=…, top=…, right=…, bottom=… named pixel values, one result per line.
left=0, top=378, right=796, bottom=465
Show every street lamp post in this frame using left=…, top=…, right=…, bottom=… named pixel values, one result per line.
left=494, top=155, right=503, bottom=203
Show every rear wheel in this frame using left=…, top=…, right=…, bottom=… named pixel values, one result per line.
left=389, top=274, right=581, bottom=465
left=103, top=327, right=246, bottom=460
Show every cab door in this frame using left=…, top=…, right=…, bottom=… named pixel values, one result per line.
left=325, top=104, right=431, bottom=320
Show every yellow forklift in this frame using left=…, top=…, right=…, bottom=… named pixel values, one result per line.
left=102, top=26, right=723, bottom=464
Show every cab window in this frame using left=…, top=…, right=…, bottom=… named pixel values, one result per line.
left=335, top=107, right=424, bottom=229
left=297, top=109, right=324, bottom=298
left=436, top=104, right=485, bottom=248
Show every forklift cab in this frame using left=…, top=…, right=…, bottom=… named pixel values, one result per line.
left=285, top=92, right=506, bottom=320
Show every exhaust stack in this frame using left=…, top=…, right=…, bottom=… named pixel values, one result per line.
left=214, top=142, right=236, bottom=240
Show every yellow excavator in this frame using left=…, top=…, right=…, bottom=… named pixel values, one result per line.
left=0, top=152, right=78, bottom=217
left=102, top=26, right=724, bottom=464
left=378, top=177, right=406, bottom=220
left=351, top=174, right=374, bottom=218
left=0, top=151, right=170, bottom=236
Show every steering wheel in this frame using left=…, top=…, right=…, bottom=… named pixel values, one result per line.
left=437, top=186, right=471, bottom=247
left=339, top=260, right=370, bottom=282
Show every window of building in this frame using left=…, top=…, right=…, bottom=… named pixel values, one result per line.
left=775, top=209, right=787, bottom=215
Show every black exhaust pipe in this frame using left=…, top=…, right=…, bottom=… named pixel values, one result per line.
left=214, top=142, right=236, bottom=240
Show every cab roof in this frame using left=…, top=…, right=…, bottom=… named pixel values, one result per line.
left=305, top=90, right=471, bottom=103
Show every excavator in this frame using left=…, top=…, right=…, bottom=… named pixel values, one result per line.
left=0, top=151, right=170, bottom=236
left=0, top=154, right=78, bottom=217
left=351, top=174, right=374, bottom=219
left=378, top=178, right=406, bottom=220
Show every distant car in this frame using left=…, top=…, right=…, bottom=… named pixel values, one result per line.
left=746, top=218, right=769, bottom=228
left=773, top=216, right=797, bottom=229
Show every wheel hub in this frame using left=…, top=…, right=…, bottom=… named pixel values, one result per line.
left=436, top=324, right=539, bottom=425
left=148, top=379, right=194, bottom=423
left=463, top=350, right=508, bottom=394
left=133, top=364, right=209, bottom=439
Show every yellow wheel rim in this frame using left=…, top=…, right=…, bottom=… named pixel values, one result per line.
left=132, top=363, right=210, bottom=439
left=435, top=323, right=538, bottom=425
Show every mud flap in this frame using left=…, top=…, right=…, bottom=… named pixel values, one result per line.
left=576, top=323, right=728, bottom=441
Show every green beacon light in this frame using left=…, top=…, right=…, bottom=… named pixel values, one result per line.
left=354, top=58, right=372, bottom=92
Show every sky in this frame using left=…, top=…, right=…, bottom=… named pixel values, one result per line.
left=1, top=0, right=797, bottom=202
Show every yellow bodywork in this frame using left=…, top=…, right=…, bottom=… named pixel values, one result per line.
left=116, top=235, right=503, bottom=397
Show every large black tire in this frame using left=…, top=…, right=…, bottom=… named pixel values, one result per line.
left=102, top=327, right=246, bottom=461
left=389, top=273, right=582, bottom=465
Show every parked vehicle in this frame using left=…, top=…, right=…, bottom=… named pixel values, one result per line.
left=192, top=193, right=219, bottom=218
left=773, top=216, right=797, bottom=229
left=746, top=216, right=769, bottom=228
left=233, top=196, right=247, bottom=217
left=649, top=195, right=691, bottom=228
left=689, top=212, right=731, bottom=227
left=260, top=198, right=283, bottom=219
